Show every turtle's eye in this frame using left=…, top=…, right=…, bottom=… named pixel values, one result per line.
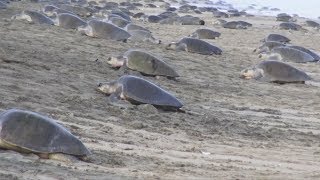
left=97, top=83, right=102, bottom=87
left=107, top=57, right=111, bottom=61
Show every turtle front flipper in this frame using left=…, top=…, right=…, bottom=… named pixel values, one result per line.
left=107, top=90, right=134, bottom=109
left=118, top=63, right=129, bottom=74
left=48, top=153, right=79, bottom=163
left=119, top=63, right=141, bottom=76
left=177, top=43, right=188, bottom=52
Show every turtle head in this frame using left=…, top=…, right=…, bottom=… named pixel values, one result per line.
left=107, top=56, right=125, bottom=68
left=259, top=52, right=280, bottom=60
left=165, top=42, right=178, bottom=50
left=51, top=13, right=59, bottom=26
left=77, top=24, right=92, bottom=36
left=240, top=67, right=263, bottom=80
left=255, top=46, right=269, bottom=54
left=258, top=51, right=271, bottom=59
left=11, top=11, right=32, bottom=22
left=97, top=81, right=118, bottom=95
left=43, top=5, right=58, bottom=17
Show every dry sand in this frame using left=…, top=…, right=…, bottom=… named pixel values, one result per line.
left=1, top=1, right=320, bottom=179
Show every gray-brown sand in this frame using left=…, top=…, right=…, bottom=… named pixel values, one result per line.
left=1, top=1, right=320, bottom=179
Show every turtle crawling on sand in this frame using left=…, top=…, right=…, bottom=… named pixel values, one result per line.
left=165, top=37, right=222, bottom=55
left=260, top=46, right=317, bottom=63
left=12, top=10, right=54, bottom=25
left=97, top=75, right=183, bottom=110
left=53, top=13, right=87, bottom=29
left=127, top=30, right=161, bottom=44
left=240, top=60, right=311, bottom=83
left=189, top=29, right=221, bottom=39
left=77, top=20, right=131, bottom=42
left=279, top=22, right=304, bottom=31
left=107, top=50, right=179, bottom=78
left=0, top=109, right=91, bottom=162
left=261, top=33, right=291, bottom=43
left=222, top=21, right=248, bottom=29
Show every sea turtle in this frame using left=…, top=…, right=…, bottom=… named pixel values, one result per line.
left=124, top=23, right=150, bottom=33
left=165, top=37, right=222, bottom=55
left=97, top=75, right=183, bottom=110
left=178, top=4, right=194, bottom=13
left=53, top=13, right=87, bottom=29
left=254, top=41, right=286, bottom=54
left=103, top=2, right=119, bottom=9
left=276, top=13, right=294, bottom=22
left=289, top=45, right=320, bottom=61
left=166, top=7, right=177, bottom=12
left=108, top=16, right=130, bottom=28
left=133, top=12, right=145, bottom=18
left=159, top=17, right=179, bottom=25
left=43, top=5, right=58, bottom=15
left=0, top=1, right=7, bottom=9
left=189, top=29, right=221, bottom=39
left=145, top=3, right=157, bottom=8
left=240, top=60, right=311, bottom=83
left=176, top=16, right=205, bottom=25
left=148, top=15, right=162, bottom=23
left=261, top=33, right=291, bottom=43
left=222, top=21, right=247, bottom=29
left=260, top=46, right=317, bottom=63
left=43, top=5, right=75, bottom=17
left=279, top=22, right=303, bottom=31
left=12, top=10, right=54, bottom=25
left=237, top=20, right=252, bottom=27
left=77, top=20, right=131, bottom=42
left=110, top=11, right=131, bottom=22
left=57, top=4, right=92, bottom=17
left=0, top=109, right=91, bottom=162
left=158, top=11, right=178, bottom=19
left=305, top=20, right=320, bottom=28
left=212, top=10, right=229, bottom=18
left=213, top=19, right=227, bottom=25
left=127, top=30, right=161, bottom=44
left=107, top=49, right=178, bottom=78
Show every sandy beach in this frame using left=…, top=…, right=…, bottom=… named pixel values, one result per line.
left=1, top=1, right=320, bottom=179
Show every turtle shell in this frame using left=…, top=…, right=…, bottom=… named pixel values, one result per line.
left=288, top=45, right=320, bottom=61
left=0, top=109, right=90, bottom=156
left=264, top=34, right=290, bottom=43
left=57, top=13, right=87, bottom=29
left=118, top=75, right=183, bottom=108
left=179, top=37, right=222, bottom=55
left=272, top=47, right=316, bottom=63
left=24, top=10, right=54, bottom=25
left=88, top=20, right=131, bottom=41
left=124, top=50, right=179, bottom=77
left=192, top=29, right=221, bottom=39
left=256, top=60, right=311, bottom=82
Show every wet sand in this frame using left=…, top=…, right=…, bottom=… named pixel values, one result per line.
left=1, top=1, right=320, bottom=179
